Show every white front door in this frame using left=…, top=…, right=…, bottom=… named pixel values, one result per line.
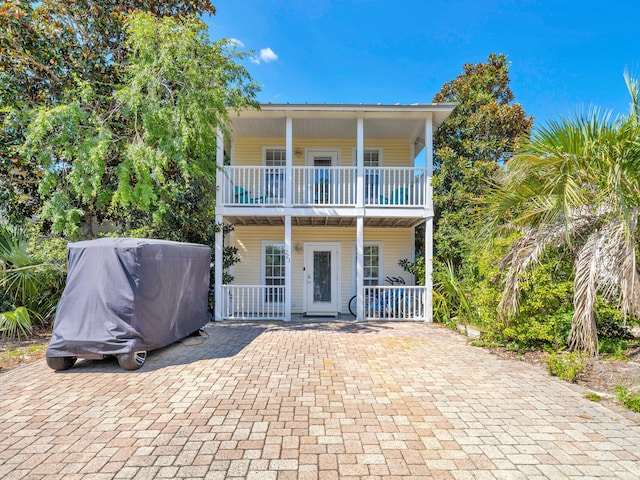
left=304, top=242, right=341, bottom=316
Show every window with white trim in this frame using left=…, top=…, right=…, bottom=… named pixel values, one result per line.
left=352, top=242, right=383, bottom=290
left=363, top=244, right=380, bottom=285
left=264, top=148, right=286, bottom=199
left=264, top=242, right=285, bottom=303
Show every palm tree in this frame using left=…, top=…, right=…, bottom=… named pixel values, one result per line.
left=486, top=72, right=640, bottom=356
left=0, top=224, right=64, bottom=339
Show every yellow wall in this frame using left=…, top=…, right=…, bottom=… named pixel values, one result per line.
left=233, top=137, right=413, bottom=167
left=231, top=226, right=415, bottom=314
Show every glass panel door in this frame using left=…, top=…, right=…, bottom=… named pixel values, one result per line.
left=305, top=150, right=338, bottom=205
left=305, top=242, right=340, bottom=315
left=314, top=157, right=332, bottom=204
left=313, top=251, right=332, bottom=303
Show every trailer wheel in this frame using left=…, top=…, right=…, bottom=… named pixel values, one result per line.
left=46, top=356, right=77, bottom=371
left=118, top=351, right=147, bottom=370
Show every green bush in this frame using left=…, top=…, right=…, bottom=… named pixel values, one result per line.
left=546, top=351, right=587, bottom=383
left=0, top=225, right=67, bottom=336
left=599, top=337, right=632, bottom=360
left=615, top=386, right=640, bottom=413
left=474, top=242, right=574, bottom=349
left=596, top=303, right=635, bottom=340
left=0, top=307, right=32, bottom=340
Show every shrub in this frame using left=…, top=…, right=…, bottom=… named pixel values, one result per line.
left=546, top=351, right=587, bottom=383
left=0, top=307, right=32, bottom=340
left=615, top=386, right=640, bottom=413
left=0, top=225, right=67, bottom=336
left=599, top=337, right=632, bottom=360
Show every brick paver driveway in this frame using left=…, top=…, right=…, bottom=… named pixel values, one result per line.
left=1, top=322, right=639, bottom=479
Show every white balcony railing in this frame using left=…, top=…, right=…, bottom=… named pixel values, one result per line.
left=220, top=166, right=426, bottom=208
left=293, top=166, right=357, bottom=206
left=221, top=285, right=285, bottom=320
left=363, top=285, right=426, bottom=320
left=365, top=168, right=426, bottom=206
left=222, top=166, right=285, bottom=205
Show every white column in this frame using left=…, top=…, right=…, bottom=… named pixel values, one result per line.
left=284, top=215, right=292, bottom=321
left=214, top=127, right=224, bottom=321
left=356, top=116, right=364, bottom=209
left=356, top=117, right=365, bottom=321
left=356, top=215, right=364, bottom=322
left=285, top=116, right=293, bottom=207
left=214, top=215, right=224, bottom=321
left=425, top=113, right=434, bottom=323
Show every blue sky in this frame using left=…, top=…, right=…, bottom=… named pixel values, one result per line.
left=207, top=0, right=639, bottom=128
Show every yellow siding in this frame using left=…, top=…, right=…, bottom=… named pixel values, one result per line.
left=233, top=138, right=412, bottom=167
left=231, top=225, right=415, bottom=314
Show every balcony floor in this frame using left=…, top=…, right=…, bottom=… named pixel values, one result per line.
left=225, top=214, right=425, bottom=228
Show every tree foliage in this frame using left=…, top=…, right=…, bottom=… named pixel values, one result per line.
left=0, top=0, right=218, bottom=228
left=486, top=72, right=640, bottom=356
left=431, top=53, right=533, bottom=267
left=3, top=7, right=258, bottom=237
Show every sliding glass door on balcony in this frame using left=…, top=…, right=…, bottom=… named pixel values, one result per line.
left=305, top=150, right=338, bottom=205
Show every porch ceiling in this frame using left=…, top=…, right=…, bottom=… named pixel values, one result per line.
left=223, top=215, right=425, bottom=229
left=229, top=103, right=456, bottom=149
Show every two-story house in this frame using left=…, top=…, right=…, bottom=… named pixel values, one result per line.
left=213, top=103, right=455, bottom=322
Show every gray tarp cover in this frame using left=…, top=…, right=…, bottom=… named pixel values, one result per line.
left=47, top=238, right=211, bottom=358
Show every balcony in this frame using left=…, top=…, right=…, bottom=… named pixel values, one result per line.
left=220, top=166, right=427, bottom=208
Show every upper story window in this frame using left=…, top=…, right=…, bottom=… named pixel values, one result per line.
left=263, top=148, right=286, bottom=200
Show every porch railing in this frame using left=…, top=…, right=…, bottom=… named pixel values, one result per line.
left=363, top=285, right=426, bottom=320
left=221, top=166, right=285, bottom=205
left=293, top=166, right=357, bottom=206
left=220, top=166, right=426, bottom=208
left=221, top=285, right=285, bottom=320
left=365, top=167, right=426, bottom=206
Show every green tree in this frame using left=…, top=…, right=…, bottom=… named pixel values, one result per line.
left=431, top=53, right=533, bottom=268
left=486, top=72, right=640, bottom=356
left=17, top=12, right=257, bottom=237
left=0, top=0, right=217, bottom=227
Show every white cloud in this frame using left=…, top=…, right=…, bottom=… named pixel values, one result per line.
left=228, top=38, right=245, bottom=48
left=260, top=48, right=278, bottom=63
left=248, top=47, right=279, bottom=65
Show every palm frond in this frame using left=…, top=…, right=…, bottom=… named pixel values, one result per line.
left=498, top=224, right=563, bottom=320
left=569, top=232, right=601, bottom=356
left=598, top=210, right=640, bottom=319
left=624, top=69, right=639, bottom=122
left=0, top=307, right=33, bottom=341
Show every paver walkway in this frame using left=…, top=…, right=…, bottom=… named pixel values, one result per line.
left=1, top=321, right=639, bottom=480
